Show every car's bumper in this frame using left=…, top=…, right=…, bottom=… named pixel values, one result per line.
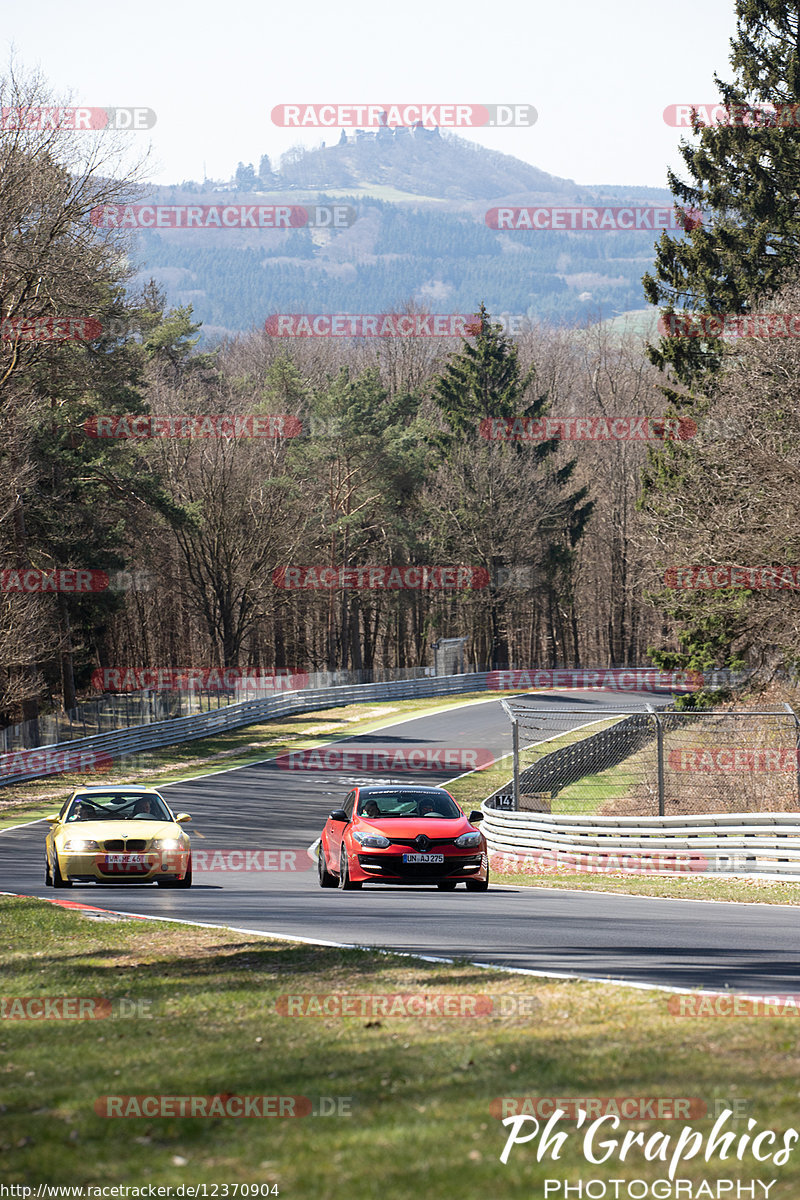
left=55, top=849, right=190, bottom=884
left=351, top=851, right=487, bottom=884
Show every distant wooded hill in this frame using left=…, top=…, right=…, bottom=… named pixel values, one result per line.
left=129, top=133, right=676, bottom=339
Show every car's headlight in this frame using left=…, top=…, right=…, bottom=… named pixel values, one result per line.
left=153, top=839, right=183, bottom=850
left=455, top=832, right=482, bottom=848
left=352, top=832, right=390, bottom=848
left=62, top=839, right=100, bottom=852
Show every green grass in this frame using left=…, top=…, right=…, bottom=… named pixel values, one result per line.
left=490, top=868, right=800, bottom=904
left=552, top=764, right=643, bottom=813
left=3, top=896, right=800, bottom=1197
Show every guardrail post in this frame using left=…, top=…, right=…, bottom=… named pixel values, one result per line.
left=785, top=703, right=800, bottom=810
left=511, top=716, right=520, bottom=811
left=647, top=704, right=665, bottom=817
left=655, top=712, right=665, bottom=817
left=498, top=698, right=521, bottom=810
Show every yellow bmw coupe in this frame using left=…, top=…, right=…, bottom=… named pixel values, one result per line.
left=45, top=786, right=192, bottom=888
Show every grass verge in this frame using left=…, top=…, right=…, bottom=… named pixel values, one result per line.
left=489, top=868, right=800, bottom=905
left=2, top=896, right=800, bottom=1197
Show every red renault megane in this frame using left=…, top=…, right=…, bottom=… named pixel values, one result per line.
left=318, top=784, right=489, bottom=891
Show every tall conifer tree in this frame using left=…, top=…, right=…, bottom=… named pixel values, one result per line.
left=645, top=1, right=800, bottom=389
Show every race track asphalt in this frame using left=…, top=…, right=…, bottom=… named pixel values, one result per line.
left=3, top=689, right=798, bottom=995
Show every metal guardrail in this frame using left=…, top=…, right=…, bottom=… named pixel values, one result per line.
left=0, top=667, right=441, bottom=753
left=0, top=672, right=491, bottom=787
left=480, top=806, right=800, bottom=877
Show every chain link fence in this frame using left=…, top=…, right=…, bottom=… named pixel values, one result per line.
left=489, top=703, right=800, bottom=816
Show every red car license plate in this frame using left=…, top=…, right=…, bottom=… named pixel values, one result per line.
left=402, top=853, right=445, bottom=863
left=103, top=853, right=150, bottom=873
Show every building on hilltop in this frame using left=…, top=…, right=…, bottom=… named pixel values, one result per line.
left=338, top=121, right=440, bottom=148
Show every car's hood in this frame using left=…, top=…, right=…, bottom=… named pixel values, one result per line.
left=55, top=820, right=182, bottom=841
left=356, top=817, right=472, bottom=839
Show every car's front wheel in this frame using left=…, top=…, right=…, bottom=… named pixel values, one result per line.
left=45, top=855, right=53, bottom=887
left=466, top=862, right=489, bottom=892
left=318, top=843, right=338, bottom=888
left=52, top=855, right=72, bottom=888
left=339, top=849, right=362, bottom=890
left=465, top=870, right=489, bottom=892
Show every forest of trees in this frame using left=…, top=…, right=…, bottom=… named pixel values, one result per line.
left=5, top=0, right=800, bottom=726
left=131, top=201, right=654, bottom=337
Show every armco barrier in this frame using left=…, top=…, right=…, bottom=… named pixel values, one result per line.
left=480, top=805, right=800, bottom=877
left=0, top=673, right=491, bottom=787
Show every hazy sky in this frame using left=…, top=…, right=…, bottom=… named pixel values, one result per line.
left=5, top=0, right=740, bottom=188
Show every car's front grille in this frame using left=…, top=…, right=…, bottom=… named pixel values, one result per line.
left=358, top=854, right=481, bottom=880
left=102, top=839, right=147, bottom=851
left=387, top=838, right=456, bottom=847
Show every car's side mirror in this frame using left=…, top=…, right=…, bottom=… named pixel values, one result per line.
left=468, top=810, right=484, bottom=823
left=328, top=809, right=349, bottom=823
left=45, top=813, right=60, bottom=823
left=175, top=813, right=192, bottom=823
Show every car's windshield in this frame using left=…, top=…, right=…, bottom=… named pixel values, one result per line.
left=65, top=793, right=172, bottom=822
left=357, top=792, right=461, bottom=819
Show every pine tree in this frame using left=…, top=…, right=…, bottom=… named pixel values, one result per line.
left=431, top=305, right=592, bottom=667
left=639, top=4, right=800, bottom=686
left=644, top=0, right=800, bottom=389
left=258, top=154, right=273, bottom=187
